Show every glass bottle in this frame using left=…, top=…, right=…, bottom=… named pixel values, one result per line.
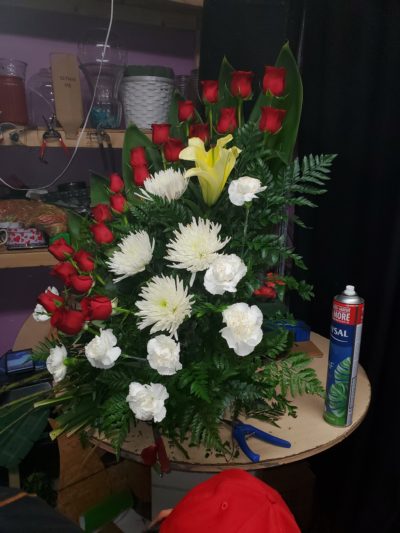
left=0, top=58, right=28, bottom=125
left=27, top=68, right=56, bottom=127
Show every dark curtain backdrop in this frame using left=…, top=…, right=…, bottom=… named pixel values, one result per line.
left=200, top=0, right=400, bottom=531
left=295, top=1, right=400, bottom=532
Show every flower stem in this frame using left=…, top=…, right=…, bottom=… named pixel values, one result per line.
left=238, top=98, right=243, bottom=128
left=241, top=204, right=251, bottom=257
left=95, top=273, right=106, bottom=286
left=208, top=105, right=213, bottom=141
left=161, top=150, right=167, bottom=170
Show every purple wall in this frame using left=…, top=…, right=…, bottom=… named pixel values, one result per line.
left=0, top=6, right=196, bottom=354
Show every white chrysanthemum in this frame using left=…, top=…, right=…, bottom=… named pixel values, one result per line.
left=33, top=286, right=59, bottom=322
left=143, top=169, right=188, bottom=202
left=107, top=231, right=154, bottom=282
left=204, top=254, right=247, bottom=295
left=135, top=275, right=193, bottom=337
left=147, top=335, right=182, bottom=376
left=85, top=329, right=121, bottom=369
left=220, top=302, right=263, bottom=356
left=126, top=382, right=169, bottom=423
left=165, top=218, right=230, bottom=283
left=46, top=344, right=67, bottom=382
left=228, top=176, right=267, bottom=206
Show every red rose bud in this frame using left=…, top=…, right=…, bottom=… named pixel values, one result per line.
left=51, top=262, right=76, bottom=285
left=90, top=222, right=114, bottom=244
left=151, top=123, right=171, bottom=145
left=91, top=204, right=112, bottom=223
left=81, top=295, right=112, bottom=321
left=110, top=193, right=127, bottom=213
left=37, top=290, right=64, bottom=313
left=178, top=100, right=195, bottom=122
left=254, top=285, right=277, bottom=299
left=109, top=172, right=124, bottom=193
left=259, top=106, right=287, bottom=134
left=70, top=274, right=93, bottom=294
left=230, top=70, right=254, bottom=98
left=262, top=66, right=286, bottom=97
left=201, top=80, right=218, bottom=103
left=73, top=250, right=95, bottom=272
left=266, top=272, right=285, bottom=286
left=130, top=146, right=148, bottom=167
left=51, top=308, right=85, bottom=335
left=189, top=123, right=210, bottom=143
left=133, top=165, right=150, bottom=187
left=164, top=138, right=184, bottom=162
left=216, top=107, right=237, bottom=134
left=48, top=238, right=74, bottom=261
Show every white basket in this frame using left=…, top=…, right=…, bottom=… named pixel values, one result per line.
left=121, top=75, right=174, bottom=130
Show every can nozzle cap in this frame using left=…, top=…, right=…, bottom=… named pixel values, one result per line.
left=344, top=285, right=356, bottom=296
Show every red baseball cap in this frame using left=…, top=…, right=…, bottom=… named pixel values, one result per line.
left=160, top=468, right=300, bottom=533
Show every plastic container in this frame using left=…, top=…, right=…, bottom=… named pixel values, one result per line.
left=121, top=65, right=175, bottom=130
left=0, top=58, right=28, bottom=125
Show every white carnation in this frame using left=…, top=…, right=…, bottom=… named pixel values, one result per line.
left=143, top=169, right=188, bottom=202
left=46, top=344, right=67, bottom=382
left=220, top=303, right=263, bottom=356
left=126, top=382, right=169, bottom=423
left=107, top=231, right=154, bottom=282
left=228, top=176, right=267, bottom=206
left=33, top=286, right=59, bottom=322
left=85, top=329, right=121, bottom=369
left=147, top=335, right=182, bottom=376
left=204, top=254, right=247, bottom=295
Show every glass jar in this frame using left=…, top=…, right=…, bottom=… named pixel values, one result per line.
left=27, top=68, right=56, bottom=127
left=0, top=58, right=28, bottom=125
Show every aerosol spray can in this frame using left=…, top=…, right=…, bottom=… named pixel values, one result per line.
left=324, top=285, right=364, bottom=427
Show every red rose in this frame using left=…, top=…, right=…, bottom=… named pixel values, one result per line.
left=48, top=238, right=74, bottom=261
left=73, top=250, right=95, bottom=272
left=266, top=272, right=285, bottom=286
left=151, top=123, right=171, bottom=145
left=81, top=295, right=112, bottom=321
left=259, top=106, right=287, bottom=134
left=51, top=308, right=85, bottom=335
left=201, top=80, right=218, bottom=103
left=51, top=262, right=76, bottom=285
left=216, top=107, right=237, bottom=134
left=262, top=66, right=286, bottom=97
left=133, top=165, right=150, bottom=187
left=164, top=138, right=184, bottom=162
left=37, top=290, right=64, bottom=313
left=230, top=70, right=254, bottom=98
left=70, top=274, right=93, bottom=293
left=254, top=285, right=277, bottom=299
left=109, top=172, right=124, bottom=193
left=130, top=146, right=148, bottom=167
left=110, top=193, right=127, bottom=213
left=189, top=123, right=210, bottom=143
left=91, top=204, right=112, bottom=223
left=90, top=223, right=114, bottom=244
left=178, top=100, right=195, bottom=122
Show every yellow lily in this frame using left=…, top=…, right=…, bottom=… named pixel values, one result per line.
left=179, top=134, right=241, bottom=206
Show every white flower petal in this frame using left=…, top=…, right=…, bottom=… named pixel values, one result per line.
left=147, top=335, right=182, bottom=376
left=228, top=176, right=267, bottom=206
left=85, top=329, right=121, bottom=369
left=220, top=303, right=263, bottom=356
left=46, top=345, right=67, bottom=382
left=165, top=217, right=230, bottom=273
left=204, top=254, right=247, bottom=295
left=144, top=169, right=188, bottom=202
left=107, top=231, right=154, bottom=282
left=126, top=382, right=169, bottom=422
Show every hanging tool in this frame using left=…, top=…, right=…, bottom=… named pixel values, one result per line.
left=222, top=418, right=291, bottom=463
left=39, top=115, right=69, bottom=163
left=96, top=127, right=116, bottom=174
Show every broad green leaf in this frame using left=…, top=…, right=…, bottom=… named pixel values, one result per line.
left=249, top=42, right=303, bottom=163
left=122, top=125, right=162, bottom=196
left=90, top=171, right=109, bottom=206
left=67, top=210, right=85, bottom=246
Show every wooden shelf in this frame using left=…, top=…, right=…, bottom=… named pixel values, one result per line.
left=0, top=127, right=152, bottom=149
left=0, top=248, right=58, bottom=269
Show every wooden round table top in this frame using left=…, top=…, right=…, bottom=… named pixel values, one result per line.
left=93, top=332, right=371, bottom=472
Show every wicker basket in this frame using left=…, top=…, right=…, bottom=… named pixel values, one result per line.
left=121, top=65, right=175, bottom=130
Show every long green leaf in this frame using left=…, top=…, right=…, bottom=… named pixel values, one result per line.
left=249, top=42, right=303, bottom=163
left=90, top=172, right=109, bottom=207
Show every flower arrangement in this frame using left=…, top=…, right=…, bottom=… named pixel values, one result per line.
left=33, top=43, right=335, bottom=458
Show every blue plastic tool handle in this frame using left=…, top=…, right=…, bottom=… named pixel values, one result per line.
left=233, top=426, right=260, bottom=462
left=238, top=423, right=292, bottom=448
